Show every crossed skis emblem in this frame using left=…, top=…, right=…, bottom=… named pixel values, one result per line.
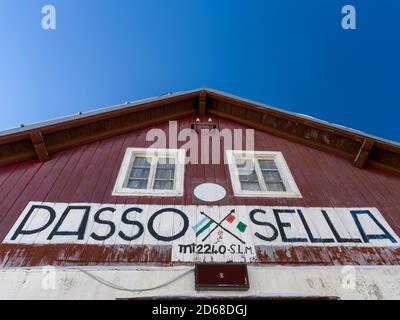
left=192, top=209, right=247, bottom=245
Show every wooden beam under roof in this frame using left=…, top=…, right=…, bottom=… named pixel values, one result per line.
left=199, top=90, right=207, bottom=116
left=29, top=131, right=49, bottom=162
left=353, top=139, right=374, bottom=169
left=0, top=88, right=399, bottom=176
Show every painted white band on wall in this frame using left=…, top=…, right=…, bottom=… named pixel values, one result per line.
left=0, top=266, right=399, bottom=300
left=3, top=202, right=399, bottom=263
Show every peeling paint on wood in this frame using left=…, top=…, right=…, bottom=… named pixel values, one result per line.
left=0, top=116, right=399, bottom=269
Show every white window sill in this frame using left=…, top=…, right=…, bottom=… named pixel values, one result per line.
left=232, top=191, right=302, bottom=198
left=112, top=189, right=183, bottom=197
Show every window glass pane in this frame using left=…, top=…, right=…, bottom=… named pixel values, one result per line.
left=236, top=160, right=257, bottom=179
left=133, top=157, right=151, bottom=167
left=258, top=159, right=287, bottom=192
left=127, top=179, right=148, bottom=189
left=127, top=156, right=151, bottom=189
left=130, top=167, right=150, bottom=179
left=152, top=158, right=176, bottom=190
left=153, top=180, right=174, bottom=190
left=239, top=170, right=259, bottom=182
left=266, top=182, right=286, bottom=192
left=262, top=171, right=282, bottom=182
left=157, top=158, right=175, bottom=169
left=236, top=159, right=252, bottom=169
left=236, top=159, right=261, bottom=191
left=155, top=169, right=174, bottom=179
left=240, top=182, right=261, bottom=191
left=259, top=160, right=277, bottom=170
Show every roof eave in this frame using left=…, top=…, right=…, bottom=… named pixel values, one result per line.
left=0, top=88, right=399, bottom=175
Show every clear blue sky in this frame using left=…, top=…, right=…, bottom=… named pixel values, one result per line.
left=0, top=0, right=399, bottom=141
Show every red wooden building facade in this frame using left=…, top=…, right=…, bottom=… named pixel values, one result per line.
left=0, top=89, right=399, bottom=299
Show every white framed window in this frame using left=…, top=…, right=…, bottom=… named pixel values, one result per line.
left=113, top=148, right=185, bottom=197
left=226, top=150, right=302, bottom=198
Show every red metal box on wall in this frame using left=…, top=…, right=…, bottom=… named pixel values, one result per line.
left=195, top=263, right=250, bottom=291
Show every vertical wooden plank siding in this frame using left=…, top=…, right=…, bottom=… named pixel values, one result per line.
left=0, top=115, right=400, bottom=267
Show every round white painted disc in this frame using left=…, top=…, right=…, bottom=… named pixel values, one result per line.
left=194, top=183, right=226, bottom=202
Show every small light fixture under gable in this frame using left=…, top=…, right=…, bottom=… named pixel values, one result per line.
left=112, top=148, right=185, bottom=197
left=226, top=150, right=302, bottom=198
left=190, top=118, right=218, bottom=133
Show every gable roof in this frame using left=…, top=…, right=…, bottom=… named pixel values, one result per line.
left=0, top=88, right=399, bottom=175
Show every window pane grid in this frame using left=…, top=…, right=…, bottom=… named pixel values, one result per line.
left=234, top=157, right=287, bottom=192
left=227, top=151, right=300, bottom=198
left=127, top=157, right=152, bottom=189
left=258, top=159, right=286, bottom=192
left=152, top=158, right=175, bottom=190
left=125, top=156, right=177, bottom=191
left=114, top=148, right=184, bottom=197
